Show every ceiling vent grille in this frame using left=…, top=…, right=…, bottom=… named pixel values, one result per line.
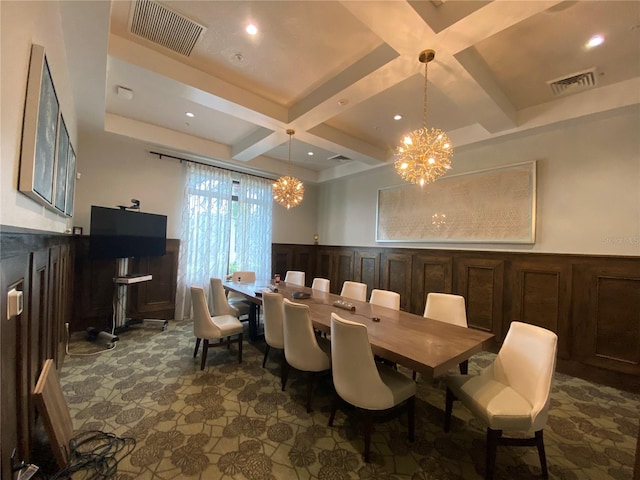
left=547, top=68, right=597, bottom=96
left=129, top=0, right=206, bottom=57
left=328, top=154, right=351, bottom=162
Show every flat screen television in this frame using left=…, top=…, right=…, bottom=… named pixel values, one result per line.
left=90, top=206, right=167, bottom=259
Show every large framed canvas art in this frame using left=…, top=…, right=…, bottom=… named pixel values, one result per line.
left=376, top=162, right=537, bottom=244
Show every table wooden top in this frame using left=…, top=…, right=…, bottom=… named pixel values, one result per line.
left=224, top=280, right=494, bottom=380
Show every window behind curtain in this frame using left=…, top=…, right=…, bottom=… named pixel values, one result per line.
left=174, top=162, right=272, bottom=320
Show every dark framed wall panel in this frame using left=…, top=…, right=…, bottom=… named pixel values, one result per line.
left=355, top=249, right=380, bottom=298
left=456, top=257, right=504, bottom=336
left=381, top=251, right=412, bottom=311
left=0, top=229, right=71, bottom=478
left=507, top=259, right=572, bottom=360
left=130, top=239, right=180, bottom=319
left=316, top=249, right=335, bottom=291
left=336, top=250, right=355, bottom=292
left=411, top=253, right=453, bottom=316
left=572, top=259, right=640, bottom=378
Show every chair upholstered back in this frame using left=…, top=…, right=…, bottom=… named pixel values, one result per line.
left=423, top=293, right=468, bottom=328
left=284, top=271, right=306, bottom=286
left=369, top=289, right=400, bottom=311
left=331, top=313, right=409, bottom=410
left=491, top=322, right=558, bottom=430
left=283, top=299, right=330, bottom=372
left=340, top=281, right=367, bottom=302
left=210, top=277, right=239, bottom=317
left=262, top=291, right=284, bottom=350
left=231, top=271, right=256, bottom=283
left=191, top=286, right=222, bottom=339
left=311, top=277, right=330, bottom=292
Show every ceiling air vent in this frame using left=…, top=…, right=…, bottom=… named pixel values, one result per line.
left=328, top=154, right=351, bottom=162
left=547, top=68, right=597, bottom=97
left=129, top=0, right=206, bottom=57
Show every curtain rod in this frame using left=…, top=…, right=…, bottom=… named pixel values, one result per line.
left=149, top=151, right=275, bottom=182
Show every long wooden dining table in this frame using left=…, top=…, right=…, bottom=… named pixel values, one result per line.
left=223, top=280, right=495, bottom=381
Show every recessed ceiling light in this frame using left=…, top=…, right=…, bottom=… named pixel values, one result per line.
left=246, top=24, right=258, bottom=35
left=307, top=152, right=314, bottom=156
left=586, top=35, right=604, bottom=49
left=337, top=98, right=349, bottom=106
left=185, top=112, right=194, bottom=118
left=394, top=114, right=402, bottom=120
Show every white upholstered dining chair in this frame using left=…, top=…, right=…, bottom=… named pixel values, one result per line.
left=284, top=270, right=306, bottom=286
left=227, top=271, right=256, bottom=314
left=329, top=313, right=415, bottom=462
left=423, top=292, right=469, bottom=375
left=210, top=277, right=249, bottom=318
left=444, top=321, right=558, bottom=480
left=340, top=281, right=367, bottom=302
left=261, top=291, right=284, bottom=373
left=369, top=289, right=400, bottom=310
left=191, top=286, right=244, bottom=369
left=282, top=298, right=331, bottom=412
left=311, top=277, right=330, bottom=292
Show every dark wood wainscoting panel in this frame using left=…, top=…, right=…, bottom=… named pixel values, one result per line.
left=130, top=240, right=179, bottom=319
left=572, top=260, right=640, bottom=378
left=271, top=247, right=290, bottom=279
left=72, top=237, right=180, bottom=332
left=1, top=255, right=29, bottom=478
left=336, top=250, right=355, bottom=292
left=456, top=258, right=504, bottom=336
left=316, top=249, right=334, bottom=291
left=411, top=254, right=454, bottom=316
left=355, top=249, right=380, bottom=298
left=594, top=277, right=640, bottom=365
left=508, top=259, right=572, bottom=359
left=381, top=251, right=412, bottom=311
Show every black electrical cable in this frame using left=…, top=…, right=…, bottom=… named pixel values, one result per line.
left=48, top=430, right=136, bottom=480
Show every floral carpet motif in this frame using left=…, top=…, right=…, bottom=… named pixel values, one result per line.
left=59, top=321, right=639, bottom=479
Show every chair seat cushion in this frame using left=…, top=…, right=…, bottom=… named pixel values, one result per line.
left=447, top=374, right=534, bottom=431
left=227, top=298, right=250, bottom=316
left=377, top=365, right=416, bottom=407
left=211, top=314, right=244, bottom=337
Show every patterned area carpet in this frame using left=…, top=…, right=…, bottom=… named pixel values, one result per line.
left=58, top=321, right=639, bottom=479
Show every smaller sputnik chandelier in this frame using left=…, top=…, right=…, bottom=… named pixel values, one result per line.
left=273, top=129, right=304, bottom=209
left=395, top=49, right=453, bottom=186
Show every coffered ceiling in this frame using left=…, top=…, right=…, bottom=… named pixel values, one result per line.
left=62, top=1, right=640, bottom=183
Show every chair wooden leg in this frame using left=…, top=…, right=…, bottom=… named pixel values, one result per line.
left=227, top=336, right=231, bottom=349
left=412, top=370, right=417, bottom=381
left=459, top=359, right=469, bottom=374
left=193, top=338, right=201, bottom=358
left=363, top=410, right=372, bottom=462
left=306, top=372, right=316, bottom=413
left=486, top=428, right=501, bottom=480
left=262, top=344, right=271, bottom=368
left=444, top=388, right=455, bottom=432
left=201, top=339, right=209, bottom=370
left=281, top=357, right=290, bottom=391
left=535, top=430, right=548, bottom=478
left=328, top=397, right=339, bottom=426
left=407, top=396, right=415, bottom=442
left=237, top=333, right=243, bottom=363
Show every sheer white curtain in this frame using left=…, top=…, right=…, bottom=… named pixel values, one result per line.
left=234, top=173, right=273, bottom=281
left=175, top=163, right=232, bottom=320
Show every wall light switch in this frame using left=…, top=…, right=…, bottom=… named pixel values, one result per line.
left=7, top=288, right=23, bottom=320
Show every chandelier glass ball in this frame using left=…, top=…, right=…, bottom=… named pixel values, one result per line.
left=273, top=175, right=304, bottom=209
left=394, top=127, right=452, bottom=186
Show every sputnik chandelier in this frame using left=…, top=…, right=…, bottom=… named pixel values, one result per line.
left=273, top=129, right=304, bottom=209
left=395, top=49, right=453, bottom=186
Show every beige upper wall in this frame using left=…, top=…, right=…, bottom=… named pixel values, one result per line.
left=0, top=1, right=78, bottom=233
left=317, top=106, right=640, bottom=256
